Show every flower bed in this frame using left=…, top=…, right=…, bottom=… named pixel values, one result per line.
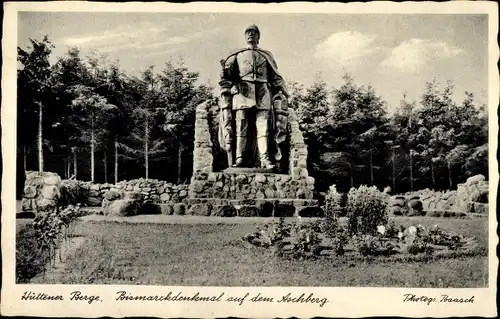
left=242, top=217, right=481, bottom=261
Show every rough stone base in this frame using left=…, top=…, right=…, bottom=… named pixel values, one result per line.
left=184, top=198, right=321, bottom=217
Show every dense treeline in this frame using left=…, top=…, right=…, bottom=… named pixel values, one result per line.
left=17, top=36, right=212, bottom=196
left=16, top=36, right=488, bottom=197
left=290, top=74, right=488, bottom=193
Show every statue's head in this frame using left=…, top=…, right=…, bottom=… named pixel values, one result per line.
left=245, top=24, right=260, bottom=46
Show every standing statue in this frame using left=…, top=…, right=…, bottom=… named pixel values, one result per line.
left=218, top=24, right=290, bottom=170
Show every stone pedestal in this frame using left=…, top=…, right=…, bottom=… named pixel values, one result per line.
left=188, top=100, right=320, bottom=217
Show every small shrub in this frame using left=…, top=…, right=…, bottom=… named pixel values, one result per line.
left=16, top=224, right=50, bottom=283
left=346, top=185, right=388, bottom=235
left=325, top=186, right=346, bottom=217
left=244, top=217, right=325, bottom=260
left=353, top=234, right=398, bottom=256
left=424, top=225, right=467, bottom=250
left=385, top=220, right=399, bottom=238
left=404, top=236, right=434, bottom=255
left=29, top=205, right=82, bottom=277
left=313, top=213, right=348, bottom=256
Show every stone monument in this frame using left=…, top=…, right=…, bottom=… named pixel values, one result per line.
left=218, top=24, right=289, bottom=171
left=188, top=25, right=319, bottom=217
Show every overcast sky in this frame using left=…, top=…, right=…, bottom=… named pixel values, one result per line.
left=18, top=12, right=488, bottom=111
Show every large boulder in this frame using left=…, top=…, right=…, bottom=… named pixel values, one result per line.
left=159, top=204, right=174, bottom=215
left=236, top=206, right=259, bottom=217
left=212, top=205, right=237, bottom=217
left=390, top=206, right=406, bottom=216
left=23, top=185, right=37, bottom=198
left=473, top=203, right=489, bottom=215
left=104, top=189, right=122, bottom=201
left=36, top=197, right=57, bottom=212
left=258, top=202, right=274, bottom=217
left=466, top=174, right=486, bottom=184
left=86, top=196, right=102, bottom=207
left=389, top=195, right=408, bottom=216
left=124, top=191, right=143, bottom=201
left=21, top=198, right=35, bottom=212
left=273, top=204, right=295, bottom=217
left=407, top=198, right=424, bottom=216
left=41, top=185, right=60, bottom=200
left=43, top=173, right=62, bottom=186
left=21, top=171, right=62, bottom=215
left=389, top=196, right=406, bottom=207
left=104, top=199, right=141, bottom=217
left=173, top=203, right=186, bottom=215
left=59, top=180, right=88, bottom=206
left=188, top=204, right=212, bottom=216
left=139, top=202, right=163, bottom=215
left=297, top=206, right=324, bottom=217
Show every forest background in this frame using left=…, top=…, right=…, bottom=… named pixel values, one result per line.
left=15, top=36, right=488, bottom=197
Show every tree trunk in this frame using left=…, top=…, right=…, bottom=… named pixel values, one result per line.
left=177, top=144, right=182, bottom=184
left=103, top=150, right=108, bottom=183
left=23, top=144, right=27, bottom=172
left=392, top=147, right=396, bottom=193
left=91, top=111, right=95, bottom=183
left=369, top=149, right=374, bottom=186
left=38, top=101, right=43, bottom=172
left=63, top=158, right=67, bottom=179
left=431, top=162, right=435, bottom=189
left=145, top=118, right=149, bottom=180
left=67, top=156, right=70, bottom=179
left=114, top=137, right=118, bottom=184
left=73, top=148, right=77, bottom=179
left=409, top=149, right=413, bottom=191
left=447, top=160, right=453, bottom=189
left=350, top=170, right=354, bottom=189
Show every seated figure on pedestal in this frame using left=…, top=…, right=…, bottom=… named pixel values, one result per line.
left=218, top=24, right=290, bottom=171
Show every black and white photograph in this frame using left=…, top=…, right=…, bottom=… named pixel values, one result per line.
left=2, top=1, right=498, bottom=317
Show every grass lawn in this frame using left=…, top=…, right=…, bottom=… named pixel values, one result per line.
left=30, top=216, right=489, bottom=287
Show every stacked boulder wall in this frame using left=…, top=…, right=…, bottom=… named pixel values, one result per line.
left=73, top=178, right=190, bottom=207
left=457, top=174, right=489, bottom=215
left=395, top=174, right=488, bottom=216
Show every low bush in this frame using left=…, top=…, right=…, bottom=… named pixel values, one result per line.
left=346, top=185, right=388, bottom=235
left=353, top=234, right=398, bottom=257
left=314, top=212, right=348, bottom=256
left=325, top=186, right=347, bottom=217
left=16, top=205, right=82, bottom=283
left=16, top=224, right=50, bottom=283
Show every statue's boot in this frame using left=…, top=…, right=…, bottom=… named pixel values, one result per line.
left=257, top=136, right=275, bottom=169
left=233, top=135, right=246, bottom=167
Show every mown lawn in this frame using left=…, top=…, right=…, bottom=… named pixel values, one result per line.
left=30, top=216, right=489, bottom=287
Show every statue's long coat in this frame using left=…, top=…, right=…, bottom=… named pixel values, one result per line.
left=218, top=47, right=289, bottom=167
